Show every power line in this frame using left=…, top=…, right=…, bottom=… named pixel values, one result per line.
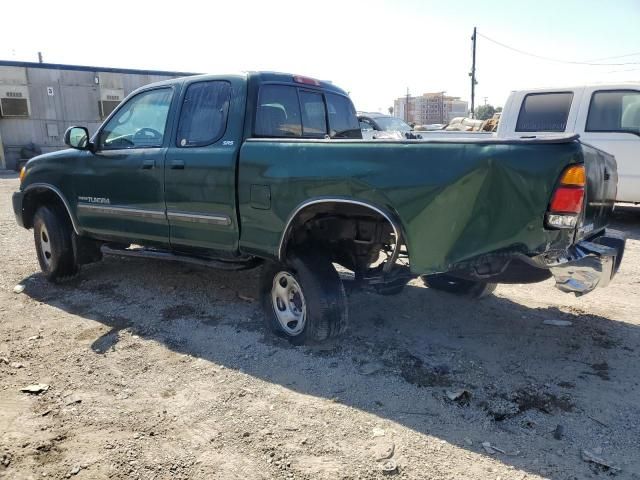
left=476, top=32, right=640, bottom=66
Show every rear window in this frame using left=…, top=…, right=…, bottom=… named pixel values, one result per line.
left=326, top=93, right=360, bottom=138
left=515, top=92, right=573, bottom=132
left=254, top=85, right=360, bottom=139
left=586, top=90, right=640, bottom=134
left=255, top=85, right=302, bottom=137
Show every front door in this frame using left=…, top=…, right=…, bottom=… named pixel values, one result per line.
left=164, top=78, right=242, bottom=255
left=75, top=86, right=176, bottom=245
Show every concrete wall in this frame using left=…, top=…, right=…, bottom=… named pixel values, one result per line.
left=0, top=62, right=192, bottom=170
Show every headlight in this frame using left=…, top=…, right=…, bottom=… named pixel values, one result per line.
left=19, top=166, right=27, bottom=183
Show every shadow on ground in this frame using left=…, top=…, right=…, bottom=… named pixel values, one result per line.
left=19, top=251, right=640, bottom=478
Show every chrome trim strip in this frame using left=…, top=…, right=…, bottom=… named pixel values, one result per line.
left=278, top=198, right=403, bottom=272
left=24, top=183, right=81, bottom=234
left=77, top=203, right=166, bottom=220
left=167, top=211, right=232, bottom=226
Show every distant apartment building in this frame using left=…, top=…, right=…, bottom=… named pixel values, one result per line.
left=394, top=93, right=468, bottom=125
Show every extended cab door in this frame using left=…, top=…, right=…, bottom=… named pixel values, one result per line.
left=75, top=86, right=177, bottom=245
left=164, top=76, right=245, bottom=255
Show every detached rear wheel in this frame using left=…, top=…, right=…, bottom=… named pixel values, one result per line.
left=33, top=205, right=78, bottom=281
left=261, top=253, right=348, bottom=345
left=421, top=274, right=496, bottom=299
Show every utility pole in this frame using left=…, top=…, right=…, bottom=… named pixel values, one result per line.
left=38, top=51, right=43, bottom=63
left=405, top=87, right=410, bottom=123
left=470, top=27, right=477, bottom=119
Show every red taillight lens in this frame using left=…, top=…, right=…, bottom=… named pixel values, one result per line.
left=550, top=187, right=584, bottom=213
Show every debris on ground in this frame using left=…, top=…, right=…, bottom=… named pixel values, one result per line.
left=0, top=357, right=9, bottom=364
left=543, top=319, right=573, bottom=327
left=445, top=389, right=471, bottom=403
left=10, top=362, right=24, bottom=369
left=20, top=384, right=49, bottom=394
left=581, top=449, right=620, bottom=471
left=553, top=424, right=565, bottom=440
left=13, top=284, right=25, bottom=294
left=380, top=459, right=397, bottom=473
left=237, top=294, right=255, bottom=302
left=372, top=441, right=395, bottom=461
left=372, top=427, right=386, bottom=438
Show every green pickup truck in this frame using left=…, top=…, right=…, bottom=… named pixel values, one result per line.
left=13, top=72, right=625, bottom=344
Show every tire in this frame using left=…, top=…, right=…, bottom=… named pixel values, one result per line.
left=33, top=205, right=78, bottom=281
left=421, top=274, right=496, bottom=299
left=260, top=252, right=348, bottom=345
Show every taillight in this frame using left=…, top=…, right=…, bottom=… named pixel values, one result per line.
left=546, top=165, right=585, bottom=229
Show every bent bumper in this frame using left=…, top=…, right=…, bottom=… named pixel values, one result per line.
left=549, top=229, right=625, bottom=296
left=12, top=191, right=25, bottom=228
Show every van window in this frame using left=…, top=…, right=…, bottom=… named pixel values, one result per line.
left=176, top=81, right=231, bottom=147
left=586, top=90, right=640, bottom=134
left=515, top=92, right=573, bottom=132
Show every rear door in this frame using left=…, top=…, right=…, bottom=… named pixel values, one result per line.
left=577, top=87, right=640, bottom=203
left=164, top=76, right=245, bottom=255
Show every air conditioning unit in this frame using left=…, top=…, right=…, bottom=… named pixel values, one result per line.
left=99, top=88, right=125, bottom=119
left=0, top=85, right=30, bottom=117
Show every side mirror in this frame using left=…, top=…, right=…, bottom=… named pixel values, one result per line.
left=64, top=126, right=91, bottom=150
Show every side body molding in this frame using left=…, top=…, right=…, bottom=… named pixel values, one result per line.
left=23, top=183, right=82, bottom=234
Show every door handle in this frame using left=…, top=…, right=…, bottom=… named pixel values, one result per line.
left=141, top=159, right=155, bottom=169
left=170, top=160, right=185, bottom=170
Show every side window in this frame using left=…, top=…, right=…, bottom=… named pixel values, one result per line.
left=515, top=92, right=573, bottom=132
left=176, top=81, right=231, bottom=147
left=586, top=90, right=640, bottom=134
left=98, top=88, right=173, bottom=150
left=299, top=91, right=327, bottom=137
left=359, top=119, right=374, bottom=131
left=326, top=93, right=361, bottom=138
left=255, top=85, right=302, bottom=137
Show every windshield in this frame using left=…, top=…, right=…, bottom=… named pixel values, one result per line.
left=374, top=116, right=412, bottom=132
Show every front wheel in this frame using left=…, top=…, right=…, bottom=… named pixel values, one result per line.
left=33, top=205, right=78, bottom=281
left=260, top=253, right=348, bottom=345
left=421, top=274, right=496, bottom=299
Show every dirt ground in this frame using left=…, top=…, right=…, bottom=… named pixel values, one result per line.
left=1, top=171, right=639, bottom=480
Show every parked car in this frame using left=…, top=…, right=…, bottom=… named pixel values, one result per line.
left=13, top=72, right=625, bottom=345
left=497, top=84, right=640, bottom=203
left=358, top=112, right=422, bottom=139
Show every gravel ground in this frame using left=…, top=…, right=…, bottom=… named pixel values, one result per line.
left=1, top=171, right=639, bottom=480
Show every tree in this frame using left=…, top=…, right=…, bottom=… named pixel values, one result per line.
left=388, top=106, right=394, bottom=116
left=475, top=104, right=496, bottom=120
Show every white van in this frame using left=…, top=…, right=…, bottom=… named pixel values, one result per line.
left=497, top=84, right=640, bottom=203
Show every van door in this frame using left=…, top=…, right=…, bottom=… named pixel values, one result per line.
left=578, top=87, right=640, bottom=203
left=164, top=77, right=244, bottom=255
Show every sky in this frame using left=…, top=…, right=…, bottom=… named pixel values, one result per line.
left=1, top=0, right=639, bottom=112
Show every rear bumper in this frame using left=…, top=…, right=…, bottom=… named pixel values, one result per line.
left=12, top=191, right=25, bottom=228
left=549, top=229, right=625, bottom=296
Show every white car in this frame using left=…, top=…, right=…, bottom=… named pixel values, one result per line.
left=497, top=84, right=640, bottom=203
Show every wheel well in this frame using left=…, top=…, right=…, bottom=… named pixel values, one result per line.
left=22, top=188, right=73, bottom=231
left=280, top=202, right=401, bottom=274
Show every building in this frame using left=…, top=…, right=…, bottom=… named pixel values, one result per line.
left=0, top=60, right=196, bottom=170
left=394, top=92, right=468, bottom=125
